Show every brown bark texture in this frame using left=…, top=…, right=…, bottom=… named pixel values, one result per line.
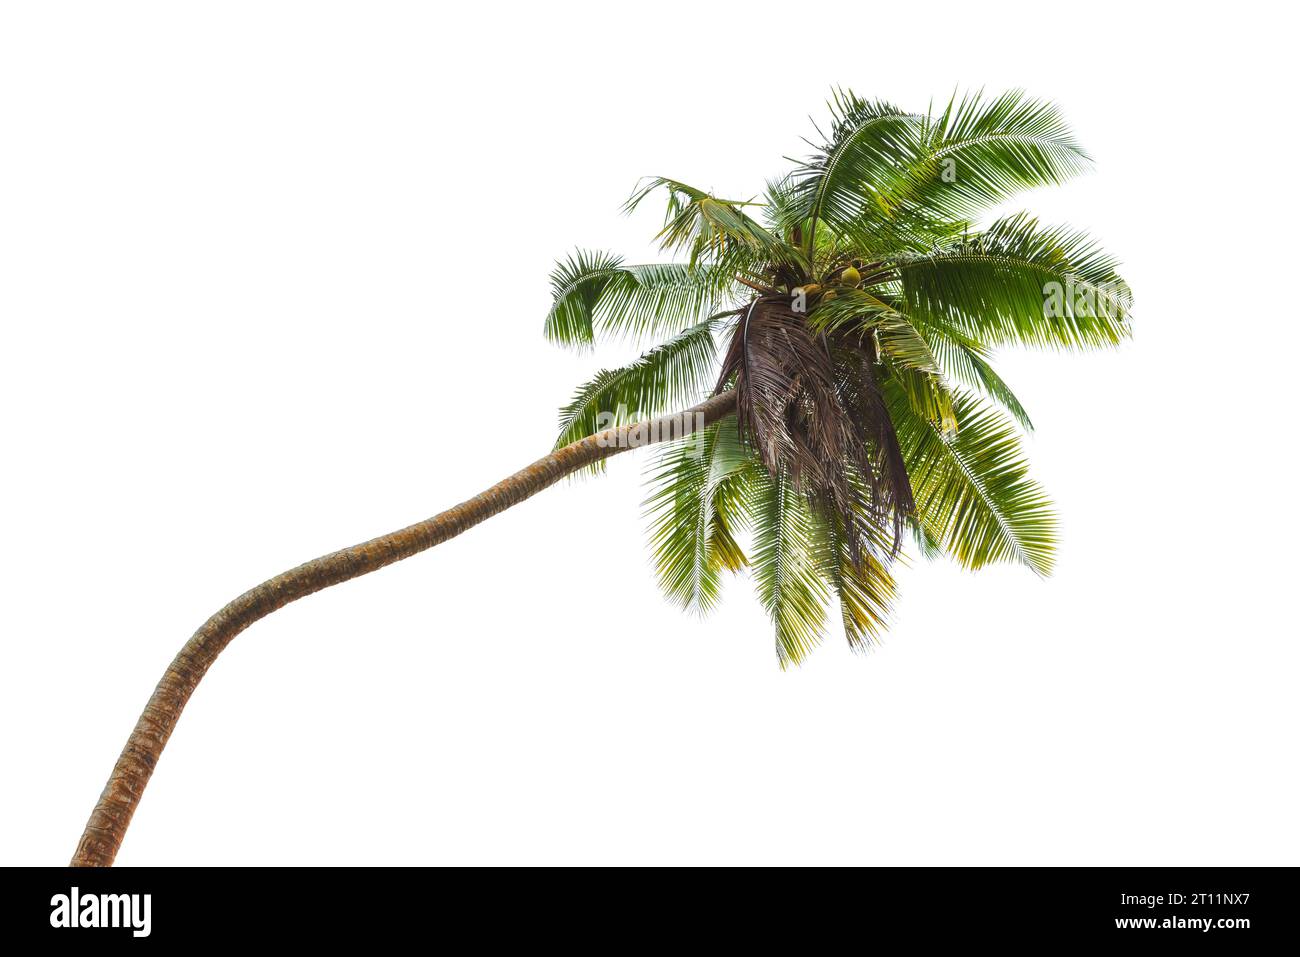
left=71, top=390, right=736, bottom=866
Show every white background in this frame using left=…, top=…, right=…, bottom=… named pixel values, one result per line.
left=2, top=2, right=1296, bottom=866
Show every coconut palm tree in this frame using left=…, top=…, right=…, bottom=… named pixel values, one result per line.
left=72, top=89, right=1131, bottom=866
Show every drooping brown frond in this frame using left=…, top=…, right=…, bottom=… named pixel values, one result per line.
left=830, top=334, right=914, bottom=551
left=716, top=297, right=835, bottom=478
left=715, top=296, right=914, bottom=561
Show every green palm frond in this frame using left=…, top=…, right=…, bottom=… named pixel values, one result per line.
left=911, top=516, right=946, bottom=561
left=705, top=438, right=753, bottom=575
left=544, top=250, right=733, bottom=349
left=809, top=290, right=941, bottom=375
left=790, top=91, right=922, bottom=249
left=554, top=317, right=723, bottom=450
left=625, top=177, right=797, bottom=276
left=908, top=89, right=1093, bottom=217
left=806, top=286, right=897, bottom=333
left=643, top=417, right=754, bottom=614
left=876, top=314, right=944, bottom=375
left=888, top=384, right=1056, bottom=575
left=760, top=175, right=806, bottom=239
left=545, top=249, right=621, bottom=348
left=812, top=506, right=897, bottom=651
left=748, top=468, right=830, bottom=668
left=908, top=311, right=1034, bottom=430
left=895, top=213, right=1132, bottom=350
left=887, top=362, right=958, bottom=434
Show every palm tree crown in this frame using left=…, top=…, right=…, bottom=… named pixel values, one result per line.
left=544, top=89, right=1132, bottom=667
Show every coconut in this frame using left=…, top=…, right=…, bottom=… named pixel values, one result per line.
left=841, top=266, right=861, bottom=286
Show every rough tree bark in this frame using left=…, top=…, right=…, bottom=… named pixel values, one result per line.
left=71, top=390, right=737, bottom=866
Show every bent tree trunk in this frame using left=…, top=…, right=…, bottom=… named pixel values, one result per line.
left=71, top=390, right=736, bottom=866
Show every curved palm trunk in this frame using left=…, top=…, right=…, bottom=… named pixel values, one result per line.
left=71, top=390, right=736, bottom=866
